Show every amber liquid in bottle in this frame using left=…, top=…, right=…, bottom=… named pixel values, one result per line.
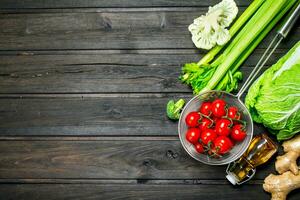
left=227, top=133, right=278, bottom=184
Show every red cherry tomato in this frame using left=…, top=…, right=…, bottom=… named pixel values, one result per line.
left=211, top=99, right=227, bottom=118
left=185, top=112, right=201, bottom=127
left=213, top=136, right=233, bottom=155
left=227, top=106, right=241, bottom=121
left=199, top=102, right=212, bottom=116
left=200, top=128, right=217, bottom=145
left=215, top=118, right=232, bottom=136
left=194, top=143, right=204, bottom=153
left=198, top=117, right=213, bottom=131
left=231, top=124, right=246, bottom=142
left=185, top=128, right=201, bottom=144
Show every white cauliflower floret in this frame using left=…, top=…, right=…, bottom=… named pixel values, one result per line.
left=189, top=0, right=238, bottom=50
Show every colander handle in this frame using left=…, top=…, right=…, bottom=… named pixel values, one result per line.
left=278, top=2, right=300, bottom=38
left=236, top=3, right=300, bottom=99
left=236, top=34, right=283, bottom=99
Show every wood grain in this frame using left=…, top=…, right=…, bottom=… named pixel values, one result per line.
left=0, top=49, right=290, bottom=93
left=0, top=95, right=268, bottom=136
left=0, top=95, right=181, bottom=136
left=0, top=139, right=276, bottom=180
left=0, top=1, right=300, bottom=199
left=0, top=11, right=298, bottom=50
left=2, top=183, right=294, bottom=200
left=0, top=0, right=252, bottom=9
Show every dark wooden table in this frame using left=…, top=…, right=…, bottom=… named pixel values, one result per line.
left=0, top=0, right=299, bottom=199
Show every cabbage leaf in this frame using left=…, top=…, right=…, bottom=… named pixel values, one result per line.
left=245, top=41, right=300, bottom=140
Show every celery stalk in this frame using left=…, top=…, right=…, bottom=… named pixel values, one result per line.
left=231, top=0, right=296, bottom=73
left=197, top=0, right=266, bottom=66
left=215, top=0, right=297, bottom=91
left=202, top=0, right=290, bottom=93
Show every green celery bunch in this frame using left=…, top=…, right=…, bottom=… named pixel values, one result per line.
left=181, top=0, right=296, bottom=94
left=216, top=0, right=296, bottom=91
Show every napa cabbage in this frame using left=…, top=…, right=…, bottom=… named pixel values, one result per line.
left=245, top=41, right=300, bottom=140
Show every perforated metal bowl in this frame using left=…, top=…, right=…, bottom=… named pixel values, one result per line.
left=178, top=90, right=253, bottom=165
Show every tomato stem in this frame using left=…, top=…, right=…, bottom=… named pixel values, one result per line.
left=198, top=113, right=215, bottom=127
left=233, top=119, right=247, bottom=127
left=208, top=150, right=222, bottom=158
left=207, top=141, right=213, bottom=149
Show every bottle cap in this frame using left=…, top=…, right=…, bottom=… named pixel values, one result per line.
left=226, top=173, right=238, bottom=185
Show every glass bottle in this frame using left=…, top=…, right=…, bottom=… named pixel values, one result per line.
left=226, top=133, right=278, bottom=185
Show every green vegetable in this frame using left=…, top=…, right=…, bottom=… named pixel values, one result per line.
left=245, top=41, right=300, bottom=141
left=188, top=0, right=238, bottom=50
left=216, top=0, right=296, bottom=91
left=203, top=0, right=288, bottom=92
left=215, top=70, right=242, bottom=91
left=181, top=0, right=297, bottom=95
left=166, top=99, right=186, bottom=120
left=198, top=0, right=266, bottom=66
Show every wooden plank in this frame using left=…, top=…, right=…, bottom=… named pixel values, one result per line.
left=0, top=95, right=269, bottom=136
left=0, top=11, right=298, bottom=50
left=0, top=95, right=187, bottom=136
left=0, top=51, right=194, bottom=93
left=0, top=7, right=237, bottom=14
left=0, top=178, right=262, bottom=184
left=0, top=139, right=276, bottom=180
left=0, top=0, right=252, bottom=9
left=0, top=49, right=290, bottom=93
left=2, top=183, right=294, bottom=200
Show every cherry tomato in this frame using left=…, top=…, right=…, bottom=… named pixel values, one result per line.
left=198, top=117, right=213, bottom=131
left=213, top=136, right=233, bottom=155
left=185, top=128, right=201, bottom=144
left=227, top=106, right=241, bottom=121
left=215, top=118, right=232, bottom=136
left=185, top=112, right=201, bottom=127
left=231, top=124, right=246, bottom=142
left=211, top=99, right=227, bottom=118
left=194, top=143, right=204, bottom=153
left=199, top=102, right=212, bottom=116
left=200, top=128, right=217, bottom=145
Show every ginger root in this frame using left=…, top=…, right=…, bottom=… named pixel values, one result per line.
left=263, top=135, right=300, bottom=200
left=275, top=135, right=300, bottom=175
left=263, top=171, right=300, bottom=200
